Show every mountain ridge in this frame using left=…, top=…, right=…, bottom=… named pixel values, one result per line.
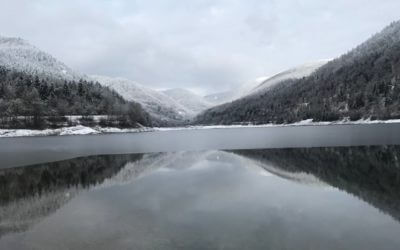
left=0, top=35, right=86, bottom=82
left=162, top=88, right=212, bottom=114
left=91, top=75, right=193, bottom=125
left=194, top=20, right=400, bottom=125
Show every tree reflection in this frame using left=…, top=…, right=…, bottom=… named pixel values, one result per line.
left=0, top=154, right=143, bottom=237
left=232, top=146, right=400, bottom=222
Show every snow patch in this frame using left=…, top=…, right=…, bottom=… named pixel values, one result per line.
left=0, top=125, right=153, bottom=138
left=155, top=118, right=400, bottom=131
left=1, top=118, right=400, bottom=138
left=59, top=125, right=99, bottom=136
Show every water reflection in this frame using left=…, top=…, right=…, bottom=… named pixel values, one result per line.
left=231, top=146, right=400, bottom=222
left=0, top=146, right=400, bottom=249
left=0, top=154, right=144, bottom=237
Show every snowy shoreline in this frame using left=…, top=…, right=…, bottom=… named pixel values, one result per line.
left=1, top=118, right=400, bottom=138
left=0, top=125, right=154, bottom=138
left=155, top=118, right=400, bottom=131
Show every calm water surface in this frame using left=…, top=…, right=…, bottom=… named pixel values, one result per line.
left=1, top=123, right=400, bottom=169
left=1, top=125, right=400, bottom=249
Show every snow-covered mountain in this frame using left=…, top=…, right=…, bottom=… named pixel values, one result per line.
left=0, top=35, right=215, bottom=125
left=91, top=75, right=194, bottom=124
left=0, top=35, right=85, bottom=81
left=195, top=21, right=400, bottom=125
left=0, top=35, right=328, bottom=126
left=163, top=88, right=212, bottom=114
left=204, top=76, right=269, bottom=105
left=202, top=61, right=327, bottom=107
left=249, top=60, right=330, bottom=95
left=194, top=60, right=330, bottom=124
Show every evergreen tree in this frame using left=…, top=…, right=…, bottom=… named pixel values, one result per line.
left=0, top=66, right=151, bottom=129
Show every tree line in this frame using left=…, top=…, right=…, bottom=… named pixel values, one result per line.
left=0, top=66, right=151, bottom=128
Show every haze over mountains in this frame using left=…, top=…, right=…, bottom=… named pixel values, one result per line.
left=205, top=60, right=330, bottom=106
left=162, top=88, right=213, bottom=115
left=194, top=21, right=400, bottom=125
left=0, top=33, right=328, bottom=126
left=203, top=61, right=329, bottom=106
left=248, top=60, right=330, bottom=96
left=91, top=75, right=193, bottom=124
left=204, top=77, right=269, bottom=105
left=0, top=35, right=215, bottom=125
left=1, top=19, right=400, bottom=128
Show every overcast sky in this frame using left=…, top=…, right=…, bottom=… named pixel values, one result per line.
left=1, top=0, right=400, bottom=95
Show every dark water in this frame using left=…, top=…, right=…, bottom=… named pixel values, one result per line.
left=1, top=125, right=400, bottom=249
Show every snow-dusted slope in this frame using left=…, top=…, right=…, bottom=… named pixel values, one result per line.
left=203, top=61, right=327, bottom=106
left=250, top=60, right=329, bottom=95
left=91, top=75, right=194, bottom=123
left=237, top=76, right=270, bottom=96
left=204, top=76, right=269, bottom=105
left=163, top=88, right=212, bottom=114
left=0, top=35, right=85, bottom=81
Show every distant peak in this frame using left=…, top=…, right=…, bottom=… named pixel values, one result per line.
left=0, top=35, right=30, bottom=46
left=163, top=88, right=192, bottom=94
left=0, top=35, right=86, bottom=81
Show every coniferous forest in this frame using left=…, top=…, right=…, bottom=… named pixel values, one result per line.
left=194, top=21, right=400, bottom=125
left=0, top=66, right=151, bottom=129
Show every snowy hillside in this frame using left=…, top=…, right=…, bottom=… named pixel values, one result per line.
left=0, top=35, right=85, bottom=81
left=204, top=76, right=269, bottom=105
left=195, top=22, right=400, bottom=125
left=91, top=75, right=194, bottom=124
left=0, top=35, right=213, bottom=125
left=249, top=60, right=329, bottom=95
left=203, top=61, right=327, bottom=107
left=163, top=88, right=212, bottom=114
left=237, top=76, right=270, bottom=96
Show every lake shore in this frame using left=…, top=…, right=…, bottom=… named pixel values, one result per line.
left=2, top=118, right=400, bottom=138
left=0, top=125, right=154, bottom=138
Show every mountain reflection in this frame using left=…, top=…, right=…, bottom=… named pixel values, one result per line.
left=1, top=146, right=400, bottom=242
left=0, top=154, right=144, bottom=237
left=231, top=145, right=400, bottom=222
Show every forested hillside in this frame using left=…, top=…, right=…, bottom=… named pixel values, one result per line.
left=194, top=21, right=400, bottom=125
left=0, top=36, right=85, bottom=81
left=92, top=75, right=194, bottom=126
left=0, top=67, right=151, bottom=129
